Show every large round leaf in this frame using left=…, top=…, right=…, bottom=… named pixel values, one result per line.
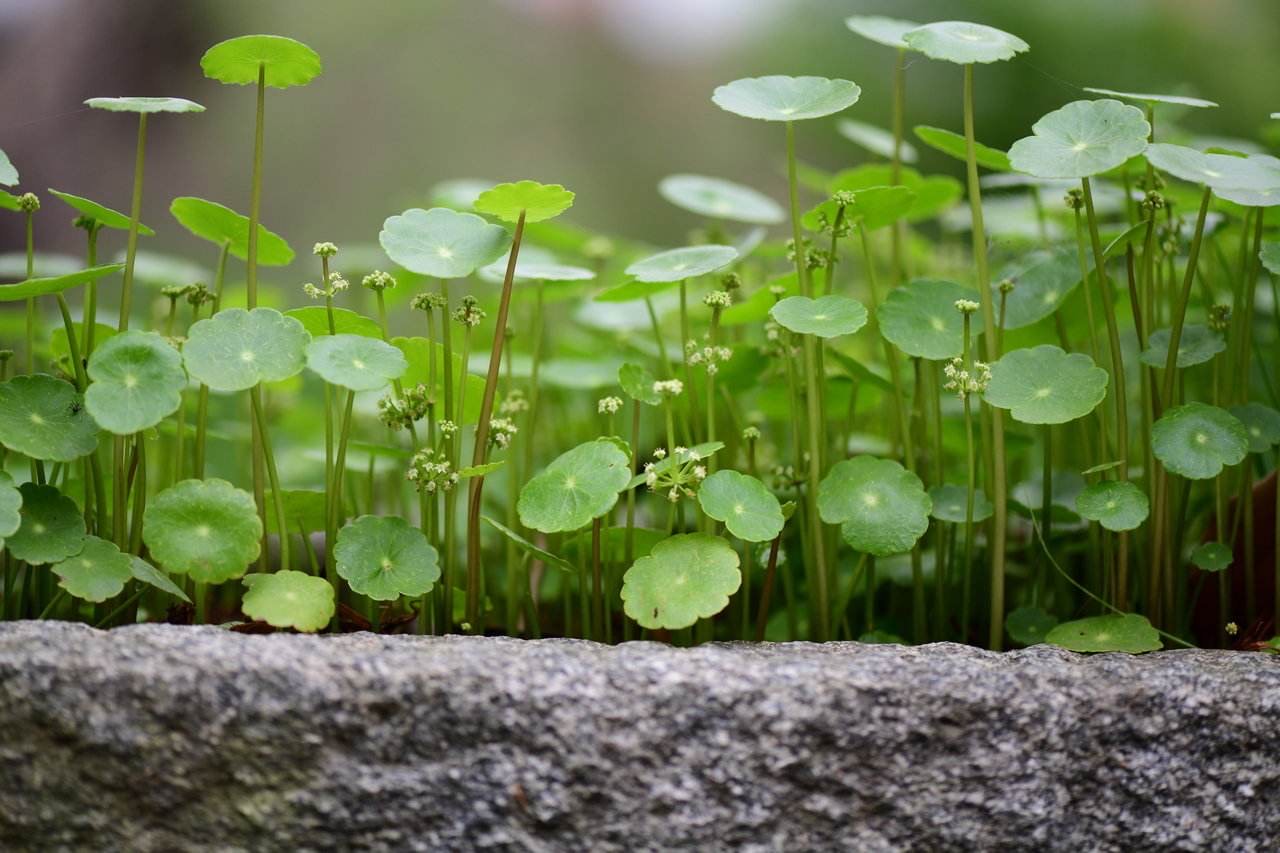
left=618, top=362, right=662, bottom=406
left=621, top=533, right=741, bottom=630
left=201, top=35, right=322, bottom=88
left=183, top=307, right=310, bottom=392
left=5, top=484, right=86, bottom=565
left=1081, top=87, right=1218, bottom=109
left=241, top=570, right=335, bottom=632
left=1008, top=99, right=1150, bottom=179
left=994, top=249, right=1087, bottom=329
left=305, top=334, right=407, bottom=392
left=711, top=76, right=861, bottom=122
left=1045, top=613, right=1161, bottom=653
left=697, top=470, right=784, bottom=542
left=657, top=174, right=783, bottom=225
left=818, top=456, right=931, bottom=556
left=625, top=245, right=737, bottom=283
left=845, top=15, right=919, bottom=50
left=1145, top=143, right=1265, bottom=190
left=1139, top=324, right=1224, bottom=368
left=770, top=294, right=867, bottom=339
left=1151, top=403, right=1247, bottom=480
left=518, top=439, right=632, bottom=533
left=85, top=330, right=186, bottom=435
left=379, top=207, right=510, bottom=278
left=334, top=515, right=440, bottom=601
left=143, top=479, right=262, bottom=583
left=984, top=345, right=1108, bottom=425
left=1075, top=481, right=1149, bottom=532
left=903, top=21, right=1028, bottom=64
left=474, top=180, right=574, bottom=224
left=85, top=97, right=204, bottom=114
left=170, top=197, right=294, bottom=265
left=51, top=535, right=133, bottom=603
left=1230, top=403, right=1280, bottom=453
left=878, top=279, right=972, bottom=359
left=50, top=189, right=154, bottom=234
left=0, top=375, right=99, bottom=462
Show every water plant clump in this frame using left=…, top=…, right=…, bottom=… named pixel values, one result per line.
left=1, top=21, right=1278, bottom=657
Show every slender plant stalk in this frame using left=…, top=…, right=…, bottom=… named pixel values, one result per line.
left=889, top=46, right=907, bottom=285
left=754, top=533, right=783, bottom=641
left=24, top=206, right=36, bottom=373
left=81, top=226, right=101, bottom=356
left=245, top=63, right=268, bottom=570
left=249, top=385, right=290, bottom=572
left=119, top=113, right=148, bottom=331
left=959, top=314, right=978, bottom=639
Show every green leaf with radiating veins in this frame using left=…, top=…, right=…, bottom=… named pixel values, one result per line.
left=201, top=35, right=322, bottom=88
left=1045, top=613, right=1161, bottom=653
left=85, top=97, right=204, bottom=114
left=770, top=294, right=868, bottom=339
left=1144, top=143, right=1272, bottom=191
left=619, top=362, right=663, bottom=406
left=305, top=333, right=407, bottom=392
left=5, top=484, right=85, bottom=565
left=995, top=249, right=1091, bottom=328
left=183, top=307, right=310, bottom=392
left=518, top=439, right=632, bottom=534
left=1008, top=99, right=1150, bottom=179
left=474, top=180, right=574, bottom=224
left=1139, top=324, right=1224, bottom=368
left=0, top=148, right=16, bottom=186
left=1075, top=480, right=1149, bottom=532
left=1006, top=605, right=1057, bottom=646
left=1151, top=402, right=1248, bottom=480
left=658, top=174, right=784, bottom=225
left=914, top=125, right=1011, bottom=171
left=621, top=533, right=741, bottom=630
left=845, top=15, right=920, bottom=50
left=836, top=119, right=918, bottom=163
left=878, top=279, right=973, bottom=359
left=51, top=535, right=133, bottom=602
left=818, top=456, right=931, bottom=556
left=0, top=472, right=21, bottom=548
left=1214, top=154, right=1280, bottom=208
left=50, top=190, right=154, bottom=234
left=379, top=207, right=510, bottom=278
left=625, top=245, right=738, bottom=283
left=142, top=479, right=262, bottom=583
left=927, top=484, right=993, bottom=524
left=482, top=515, right=575, bottom=573
left=0, top=265, right=124, bottom=302
left=1230, top=403, right=1280, bottom=453
left=241, top=570, right=335, bottom=632
left=284, top=306, right=382, bottom=338
left=0, top=375, right=99, bottom=462
left=697, top=470, right=784, bottom=542
left=170, top=197, right=294, bottom=265
left=128, top=555, right=191, bottom=602
left=984, top=345, right=1108, bottom=425
left=334, top=515, right=440, bottom=601
left=85, top=330, right=186, bottom=435
left=903, top=21, right=1028, bottom=65
left=1082, top=87, right=1218, bottom=109
left=1190, top=542, right=1232, bottom=572
left=712, top=76, right=861, bottom=122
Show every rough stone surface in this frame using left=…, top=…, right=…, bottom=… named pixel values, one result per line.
left=0, top=622, right=1276, bottom=851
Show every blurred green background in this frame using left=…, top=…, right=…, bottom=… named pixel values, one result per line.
left=2, top=0, right=1278, bottom=284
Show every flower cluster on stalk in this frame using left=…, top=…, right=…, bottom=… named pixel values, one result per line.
left=653, top=378, right=684, bottom=398
left=453, top=295, right=485, bottom=328
left=313, top=242, right=339, bottom=258
left=943, top=358, right=991, bottom=400
left=643, top=446, right=708, bottom=503
left=500, top=388, right=529, bottom=416
left=361, top=270, right=397, bottom=292
left=1208, top=304, right=1231, bottom=333
left=685, top=340, right=733, bottom=375
left=303, top=272, right=349, bottom=300
left=488, top=417, right=518, bottom=449
left=410, top=291, right=448, bottom=312
left=597, top=395, right=623, bottom=415
left=378, top=383, right=432, bottom=431
left=17, top=192, right=38, bottom=213
left=786, top=237, right=830, bottom=270
left=406, top=448, right=457, bottom=494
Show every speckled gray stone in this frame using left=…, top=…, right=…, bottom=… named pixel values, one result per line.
left=0, top=622, right=1276, bottom=851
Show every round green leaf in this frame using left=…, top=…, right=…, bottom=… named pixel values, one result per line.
left=183, top=307, right=310, bottom=392
left=305, top=333, right=407, bottom=392
left=0, top=148, right=16, bottom=187
left=379, top=207, right=510, bottom=278
left=51, top=535, right=132, bottom=603
left=241, top=570, right=335, bottom=632
left=1081, top=87, right=1218, bottom=109
left=1075, top=481, right=1149, bottom=532
left=818, top=456, right=931, bottom=556
left=517, top=439, right=632, bottom=533
left=1262, top=241, right=1280, bottom=276
left=878, top=279, right=972, bottom=359
left=474, top=180, right=574, bottom=224
left=697, top=470, right=784, bottom=542
left=85, top=330, right=186, bottom=434
left=657, top=174, right=784, bottom=225
left=984, top=345, right=1108, bottom=425
left=1151, top=402, right=1248, bottom=480
left=828, top=163, right=963, bottom=221
left=1190, top=542, right=1232, bottom=572
left=1045, top=613, right=1161, bottom=653
left=711, top=76, right=861, bottom=122
left=1139, top=324, right=1224, bottom=368
left=836, top=119, right=918, bottom=163
left=619, top=362, right=662, bottom=406
left=903, top=21, right=1028, bottom=65
left=143, top=478, right=262, bottom=583
left=1145, top=143, right=1266, bottom=190
left=770, top=294, right=868, bottom=339
left=1006, top=605, right=1057, bottom=646
left=914, top=125, right=1011, bottom=171
left=927, top=484, right=993, bottom=524
left=477, top=251, right=595, bottom=284
left=284, top=306, right=381, bottom=339
left=1212, top=154, right=1280, bottom=208
left=170, top=197, right=294, bottom=265
left=49, top=189, right=154, bottom=234
left=0, top=264, right=125, bottom=302
left=334, top=515, right=440, bottom=601
left=0, top=472, right=21, bottom=545
left=0, top=375, right=99, bottom=462
left=625, top=245, right=737, bottom=283
left=1230, top=403, right=1280, bottom=453
left=128, top=555, right=190, bottom=603
left=200, top=35, right=322, bottom=88
left=845, top=15, right=920, bottom=50
left=995, top=249, right=1086, bottom=329
left=621, top=533, right=741, bottom=630
left=5, top=484, right=85, bottom=565
left=1007, top=99, right=1150, bottom=179
left=431, top=179, right=493, bottom=209
left=85, top=97, right=204, bottom=114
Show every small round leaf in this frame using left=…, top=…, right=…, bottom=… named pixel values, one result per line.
left=625, top=245, right=738, bottom=283
left=657, top=174, right=784, bottom=225
left=0, top=472, right=21, bottom=545
left=1008, top=99, right=1150, bottom=179
left=5, top=484, right=86, bottom=565
left=1139, top=324, right=1224, bottom=368
left=984, top=345, right=1108, bottom=425
left=518, top=439, right=632, bottom=533
left=1145, top=143, right=1269, bottom=191
left=379, top=207, right=510, bottom=278
left=85, top=330, right=186, bottom=435
left=1081, top=87, right=1218, bottom=109
left=51, top=535, right=133, bottom=603
left=143, top=479, right=262, bottom=583
left=1075, top=481, right=1149, bottom=532
left=1190, top=542, right=1232, bottom=572
left=1006, top=605, right=1057, bottom=646
left=334, top=515, right=440, bottom=601
left=1230, top=403, right=1280, bottom=453
left=818, top=456, right=931, bottom=556
left=1151, top=402, right=1248, bottom=480
left=770, top=294, right=868, bottom=339
left=1045, top=613, right=1161, bottom=653
left=85, top=97, right=204, bottom=114
left=619, top=362, right=662, bottom=406
left=474, top=180, right=574, bottom=224
left=711, top=76, right=861, bottom=122
left=621, top=533, right=741, bottom=630
left=0, top=375, right=99, bottom=462
left=170, top=197, right=294, bottom=265
left=903, top=21, right=1029, bottom=65
left=305, top=333, right=407, bottom=392
left=697, top=470, right=784, bottom=542
left=183, top=307, right=310, bottom=392
left=927, top=484, right=993, bottom=524
left=878, top=279, right=972, bottom=359
left=845, top=15, right=919, bottom=50
left=201, top=35, right=322, bottom=88
left=241, top=570, right=335, bottom=632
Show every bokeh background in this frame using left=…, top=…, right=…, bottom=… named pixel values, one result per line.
left=2, top=0, right=1278, bottom=280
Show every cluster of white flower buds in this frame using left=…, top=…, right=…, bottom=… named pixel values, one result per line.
left=438, top=419, right=459, bottom=438
left=943, top=357, right=992, bottom=399
left=742, top=425, right=761, bottom=442
left=488, top=417, right=518, bottom=449
left=685, top=341, right=733, bottom=375
left=453, top=295, right=485, bottom=328
left=703, top=290, right=732, bottom=309
left=597, top=395, right=623, bottom=415
left=653, top=378, right=684, bottom=398
left=406, top=447, right=458, bottom=494
left=378, top=383, right=432, bottom=430
left=410, top=291, right=448, bottom=312
left=186, top=283, right=213, bottom=309
left=955, top=298, right=980, bottom=315
left=313, top=242, right=339, bottom=258
left=500, top=388, right=529, bottom=416
left=303, top=272, right=350, bottom=300
left=17, top=192, right=39, bottom=213
left=1208, top=304, right=1232, bottom=333
left=361, top=270, right=397, bottom=292
left=643, top=446, right=708, bottom=503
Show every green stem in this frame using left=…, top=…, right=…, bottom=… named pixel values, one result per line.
left=118, top=112, right=148, bottom=331
left=249, top=386, right=289, bottom=572
left=82, top=227, right=100, bottom=357
left=889, top=46, right=907, bottom=285
left=24, top=209, right=35, bottom=373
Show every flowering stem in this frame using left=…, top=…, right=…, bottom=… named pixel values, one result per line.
left=118, top=113, right=147, bottom=332
left=23, top=207, right=35, bottom=373
left=249, top=385, right=289, bottom=572
left=328, top=389, right=356, bottom=623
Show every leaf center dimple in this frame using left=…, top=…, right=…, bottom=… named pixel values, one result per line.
left=33, top=523, right=46, bottom=534
left=240, top=350, right=256, bottom=363
left=1034, top=387, right=1052, bottom=399
left=1071, top=142, right=1088, bottom=152
left=564, top=476, right=577, bottom=489
left=862, top=492, right=880, bottom=508
left=380, top=557, right=394, bottom=572
left=196, top=524, right=211, bottom=538
left=1194, top=432, right=1209, bottom=445
left=733, top=503, right=745, bottom=515
left=352, top=358, right=366, bottom=370
left=930, top=317, right=945, bottom=331
left=124, top=374, right=138, bottom=389
left=437, top=247, right=454, bottom=259
left=29, top=413, right=44, bottom=425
